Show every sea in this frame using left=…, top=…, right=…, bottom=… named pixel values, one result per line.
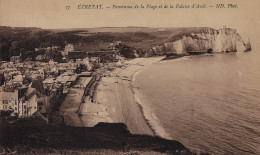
left=133, top=50, right=260, bottom=154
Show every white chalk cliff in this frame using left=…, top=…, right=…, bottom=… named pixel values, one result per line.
left=145, top=27, right=250, bottom=56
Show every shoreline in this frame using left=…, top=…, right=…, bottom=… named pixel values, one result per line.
left=93, top=57, right=165, bottom=136
left=82, top=55, right=195, bottom=138
left=93, top=56, right=192, bottom=139
left=130, top=56, right=191, bottom=140
left=128, top=67, right=158, bottom=137
left=130, top=68, right=171, bottom=139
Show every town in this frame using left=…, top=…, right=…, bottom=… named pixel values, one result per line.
left=0, top=26, right=252, bottom=122
left=0, top=25, right=254, bottom=154
left=0, top=41, right=125, bottom=123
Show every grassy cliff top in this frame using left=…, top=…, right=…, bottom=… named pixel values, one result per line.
left=0, top=117, right=195, bottom=154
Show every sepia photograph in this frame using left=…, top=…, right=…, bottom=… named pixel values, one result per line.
left=0, top=0, right=259, bottom=154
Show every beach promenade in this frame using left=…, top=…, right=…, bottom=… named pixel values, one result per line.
left=59, top=77, right=92, bottom=127
left=83, top=57, right=164, bottom=136
left=59, top=57, right=164, bottom=135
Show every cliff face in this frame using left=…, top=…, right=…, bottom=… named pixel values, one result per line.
left=145, top=27, right=249, bottom=56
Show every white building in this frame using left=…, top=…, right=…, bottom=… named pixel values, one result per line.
left=65, top=44, right=75, bottom=56
left=0, top=86, right=45, bottom=117
left=0, top=91, right=18, bottom=111
left=11, top=75, right=23, bottom=85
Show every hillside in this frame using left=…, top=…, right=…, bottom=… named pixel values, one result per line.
left=0, top=118, right=195, bottom=154
left=2, top=26, right=248, bottom=60
left=0, top=26, right=206, bottom=60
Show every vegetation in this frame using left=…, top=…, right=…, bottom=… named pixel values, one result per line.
left=0, top=118, right=193, bottom=154
left=0, top=26, right=212, bottom=61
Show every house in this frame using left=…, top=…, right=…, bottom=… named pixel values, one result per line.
left=0, top=79, right=48, bottom=117
left=35, top=48, right=46, bottom=52
left=115, top=54, right=125, bottom=61
left=51, top=46, right=60, bottom=51
left=30, top=69, right=45, bottom=80
left=0, top=91, right=18, bottom=112
left=43, top=78, right=55, bottom=95
left=43, top=78, right=55, bottom=87
left=2, top=69, right=19, bottom=83
left=17, top=85, right=45, bottom=117
left=76, top=59, right=82, bottom=63
left=67, top=74, right=78, bottom=86
left=15, top=63, right=24, bottom=69
left=115, top=41, right=122, bottom=46
left=11, top=75, right=23, bottom=85
left=17, top=88, right=38, bottom=117
left=65, top=44, right=75, bottom=56
left=0, top=61, right=9, bottom=69
left=116, top=60, right=122, bottom=67
left=56, top=74, right=71, bottom=88
left=108, top=41, right=122, bottom=50
left=10, top=55, right=22, bottom=64
left=38, top=68, right=45, bottom=79
left=67, top=67, right=77, bottom=74
left=108, top=44, right=117, bottom=50
left=7, top=62, right=14, bottom=68
left=36, top=97, right=48, bottom=114
left=90, top=57, right=101, bottom=64
left=48, top=59, right=58, bottom=65
left=65, top=44, right=74, bottom=52
left=46, top=47, right=52, bottom=51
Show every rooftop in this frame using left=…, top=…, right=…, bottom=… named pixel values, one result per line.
left=43, top=78, right=55, bottom=84
left=12, top=75, right=23, bottom=82
left=0, top=91, right=18, bottom=101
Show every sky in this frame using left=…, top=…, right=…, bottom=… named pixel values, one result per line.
left=0, top=0, right=259, bottom=40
